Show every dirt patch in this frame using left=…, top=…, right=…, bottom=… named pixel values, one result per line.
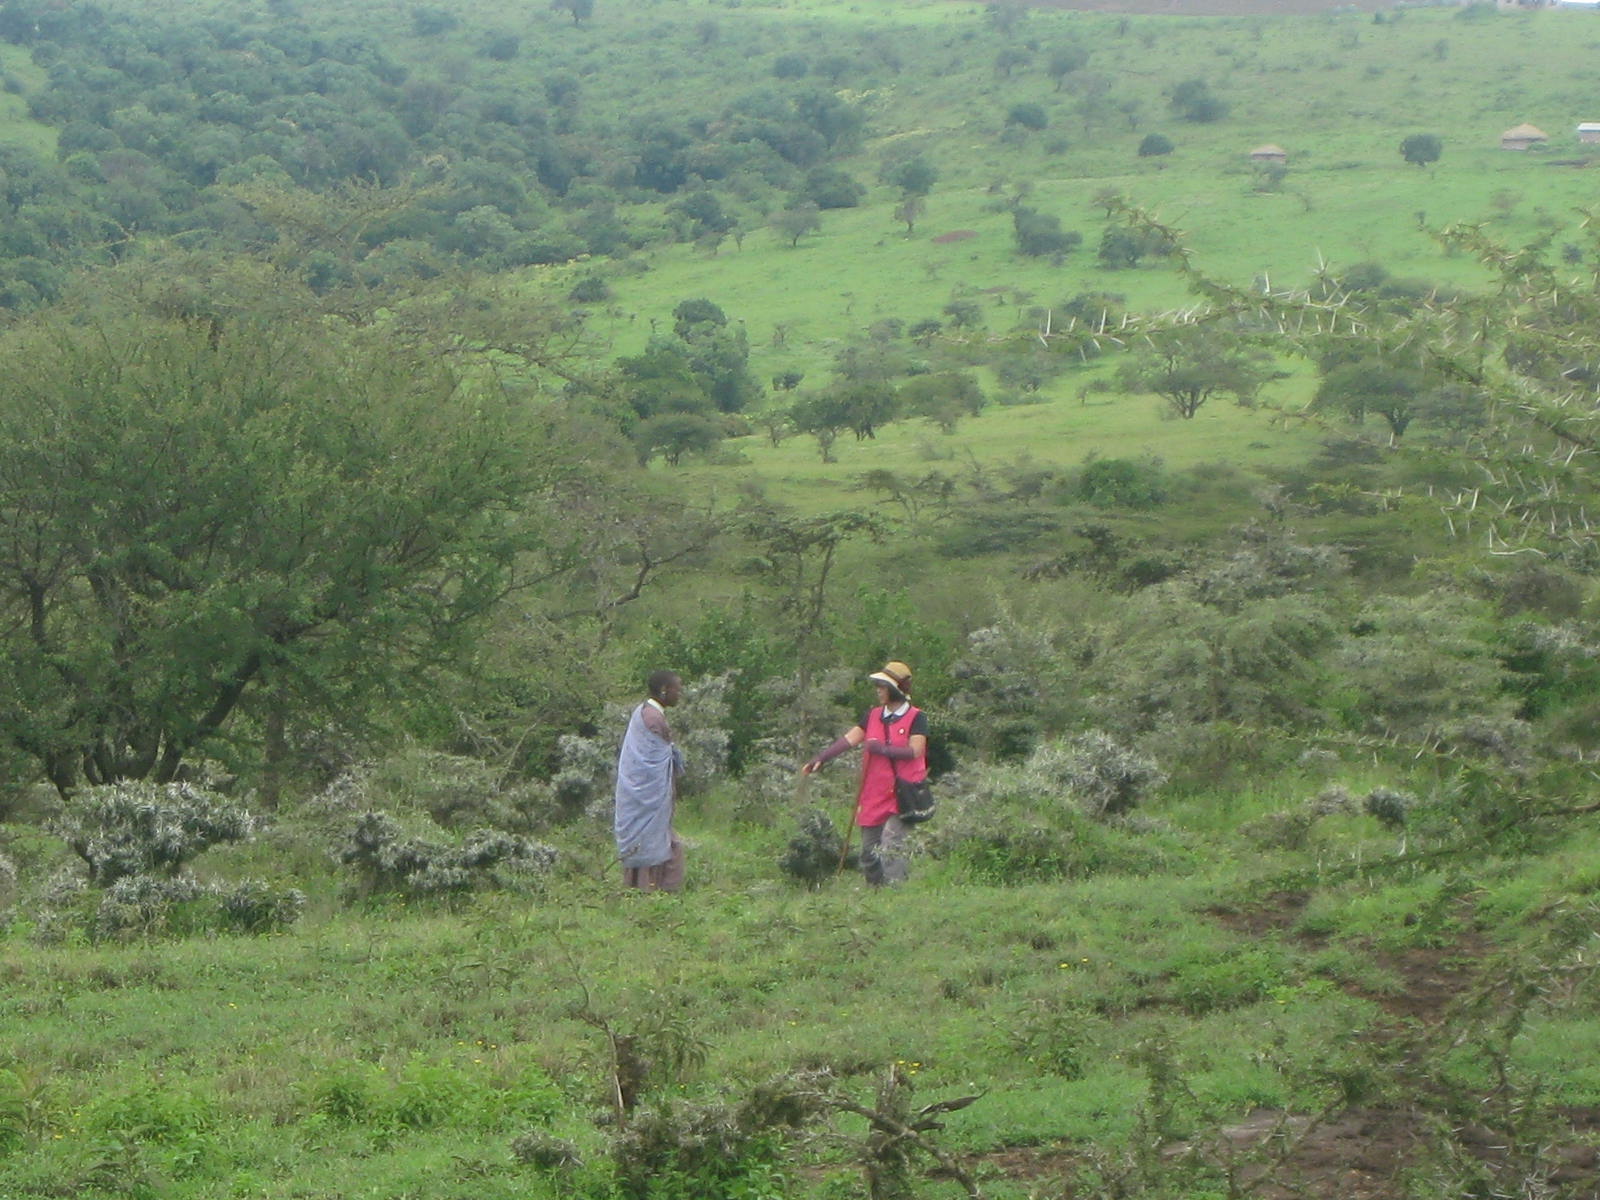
left=967, top=892, right=1599, bottom=1198
left=1188, top=894, right=1600, bottom=1200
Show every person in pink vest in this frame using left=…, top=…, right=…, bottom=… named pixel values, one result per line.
left=801, top=660, right=928, bottom=886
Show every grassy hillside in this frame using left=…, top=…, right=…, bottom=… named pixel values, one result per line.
left=1, top=2, right=1599, bottom=1197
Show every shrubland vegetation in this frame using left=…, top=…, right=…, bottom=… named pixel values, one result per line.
left=1, top=0, right=1600, bottom=1196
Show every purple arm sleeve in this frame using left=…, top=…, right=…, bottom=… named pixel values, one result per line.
left=809, top=735, right=853, bottom=768
left=869, top=742, right=917, bottom=760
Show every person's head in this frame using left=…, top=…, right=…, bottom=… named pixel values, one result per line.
left=648, top=670, right=683, bottom=707
left=868, top=660, right=912, bottom=704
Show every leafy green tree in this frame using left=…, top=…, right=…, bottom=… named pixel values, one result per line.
left=616, top=339, right=712, bottom=420
left=943, top=298, right=984, bottom=330
left=900, top=372, right=985, bottom=433
left=1013, top=206, right=1081, bottom=259
left=833, top=381, right=901, bottom=441
left=0, top=311, right=565, bottom=795
left=1314, top=359, right=1424, bottom=439
left=985, top=0, right=1028, bottom=36
left=893, top=195, right=925, bottom=235
left=1168, top=78, right=1228, bottom=123
left=1005, top=102, right=1049, bottom=131
left=885, top=156, right=938, bottom=197
left=1115, top=327, right=1275, bottom=419
left=552, top=0, right=595, bottom=25
left=788, top=391, right=850, bottom=461
left=995, top=46, right=1032, bottom=77
left=1333, top=591, right=1517, bottom=742
left=1138, top=133, right=1174, bottom=158
left=1092, top=589, right=1337, bottom=733
left=672, top=297, right=729, bottom=340
left=634, top=412, right=724, bottom=467
left=772, top=202, right=822, bottom=247
left=1096, top=225, right=1174, bottom=270
left=736, top=505, right=883, bottom=673
left=802, top=166, right=865, bottom=210
left=1047, top=45, right=1090, bottom=90
left=1400, top=132, right=1443, bottom=168
left=411, top=8, right=459, bottom=37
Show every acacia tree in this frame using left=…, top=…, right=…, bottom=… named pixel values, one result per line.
left=1315, top=359, right=1424, bottom=440
left=0, top=311, right=564, bottom=795
left=1115, top=327, right=1275, bottom=419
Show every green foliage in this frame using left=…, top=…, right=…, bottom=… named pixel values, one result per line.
left=1400, top=131, right=1443, bottom=167
left=933, top=770, right=1185, bottom=885
left=1096, top=224, right=1176, bottom=270
left=336, top=811, right=557, bottom=898
left=1114, top=326, right=1276, bottom=419
left=1167, top=942, right=1293, bottom=1014
left=611, top=1076, right=827, bottom=1200
left=778, top=808, right=849, bottom=888
left=884, top=156, right=937, bottom=198
left=1012, top=205, right=1082, bottom=259
left=1076, top=456, right=1168, bottom=508
left=410, top=6, right=459, bottom=36
left=634, top=413, right=724, bottom=467
left=55, top=781, right=255, bottom=886
left=801, top=166, right=865, bottom=210
left=1026, top=732, right=1167, bottom=819
left=306, top=1058, right=564, bottom=1131
left=0, top=310, right=560, bottom=791
left=82, top=1079, right=218, bottom=1145
left=1168, top=77, right=1228, bottom=123
left=1333, top=590, right=1517, bottom=742
left=1138, top=132, right=1175, bottom=158
left=1005, top=102, right=1049, bottom=131
left=1314, top=358, right=1425, bottom=438
left=771, top=203, right=822, bottom=248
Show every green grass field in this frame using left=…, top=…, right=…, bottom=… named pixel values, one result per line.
left=2, top=1, right=1599, bottom=1196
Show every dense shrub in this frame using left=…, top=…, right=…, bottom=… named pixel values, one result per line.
left=216, top=878, right=308, bottom=933
left=926, top=764, right=1187, bottom=885
left=944, top=617, right=1067, bottom=758
left=611, top=1075, right=830, bottom=1200
left=1012, top=206, right=1081, bottom=258
left=1005, top=102, right=1049, bottom=130
left=83, top=873, right=305, bottom=940
left=1075, top=456, right=1167, bottom=508
left=1023, top=732, right=1166, bottom=818
left=778, top=809, right=851, bottom=887
left=54, top=780, right=256, bottom=885
left=337, top=811, right=557, bottom=897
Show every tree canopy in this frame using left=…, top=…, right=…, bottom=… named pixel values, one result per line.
left=0, top=308, right=563, bottom=794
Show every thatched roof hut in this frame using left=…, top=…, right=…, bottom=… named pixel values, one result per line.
left=1500, top=123, right=1549, bottom=150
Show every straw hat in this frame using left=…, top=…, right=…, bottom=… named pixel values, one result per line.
left=868, top=661, right=912, bottom=693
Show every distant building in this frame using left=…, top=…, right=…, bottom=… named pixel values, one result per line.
left=1248, top=144, right=1287, bottom=164
left=1500, top=123, right=1549, bottom=150
left=1579, top=123, right=1600, bottom=144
